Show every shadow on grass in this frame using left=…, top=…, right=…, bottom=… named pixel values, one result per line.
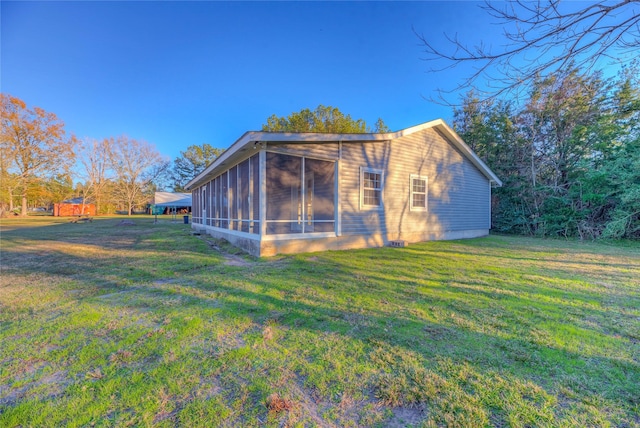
left=2, top=221, right=639, bottom=425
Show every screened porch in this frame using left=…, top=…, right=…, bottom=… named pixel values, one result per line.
left=192, top=151, right=336, bottom=238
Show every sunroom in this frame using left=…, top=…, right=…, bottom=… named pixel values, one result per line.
left=190, top=145, right=338, bottom=254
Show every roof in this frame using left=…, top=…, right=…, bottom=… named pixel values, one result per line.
left=185, top=119, right=502, bottom=189
left=61, top=197, right=92, bottom=204
left=153, top=192, right=192, bottom=207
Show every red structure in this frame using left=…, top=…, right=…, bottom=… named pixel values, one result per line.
left=53, top=198, right=96, bottom=217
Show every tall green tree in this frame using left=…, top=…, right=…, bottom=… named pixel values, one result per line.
left=519, top=68, right=605, bottom=236
left=0, top=94, right=77, bottom=216
left=171, top=143, right=223, bottom=192
left=577, top=65, right=640, bottom=238
left=262, top=105, right=389, bottom=133
left=523, top=68, right=604, bottom=191
left=454, top=92, right=530, bottom=233
left=456, top=65, right=640, bottom=239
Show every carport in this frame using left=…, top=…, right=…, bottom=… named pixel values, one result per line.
left=152, top=192, right=192, bottom=222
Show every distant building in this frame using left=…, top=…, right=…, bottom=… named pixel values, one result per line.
left=152, top=192, right=192, bottom=214
left=53, top=198, right=96, bottom=216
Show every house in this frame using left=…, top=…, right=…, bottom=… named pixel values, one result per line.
left=53, top=197, right=96, bottom=217
left=185, top=119, right=502, bottom=257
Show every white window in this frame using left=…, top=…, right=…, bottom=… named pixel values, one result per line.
left=410, top=175, right=428, bottom=211
left=360, top=167, right=383, bottom=208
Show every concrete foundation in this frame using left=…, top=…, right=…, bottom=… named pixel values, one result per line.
left=192, top=224, right=489, bottom=257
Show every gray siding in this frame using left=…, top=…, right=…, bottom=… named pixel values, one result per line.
left=339, top=128, right=490, bottom=239
left=340, top=141, right=391, bottom=236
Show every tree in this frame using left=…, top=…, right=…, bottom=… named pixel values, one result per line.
left=0, top=145, right=19, bottom=214
left=454, top=92, right=532, bottom=233
left=40, top=173, right=74, bottom=208
left=262, top=105, right=389, bottom=133
left=522, top=68, right=604, bottom=190
left=108, top=136, right=169, bottom=216
left=171, top=143, right=222, bottom=192
left=455, top=64, right=640, bottom=239
left=418, top=0, right=640, bottom=103
left=578, top=65, right=640, bottom=238
left=0, top=94, right=77, bottom=216
left=78, top=138, right=113, bottom=214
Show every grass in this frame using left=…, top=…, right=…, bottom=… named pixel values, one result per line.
left=0, top=216, right=638, bottom=427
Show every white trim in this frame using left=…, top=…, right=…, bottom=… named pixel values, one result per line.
left=195, top=223, right=335, bottom=242
left=226, top=169, right=231, bottom=228
left=236, top=162, right=240, bottom=222
left=335, top=157, right=342, bottom=236
left=266, top=220, right=335, bottom=223
left=359, top=167, right=384, bottom=210
left=301, top=158, right=306, bottom=231
left=262, top=231, right=337, bottom=241
left=409, top=175, right=428, bottom=212
left=489, top=180, right=493, bottom=229
left=209, top=218, right=261, bottom=223
left=208, top=181, right=212, bottom=225
left=265, top=148, right=337, bottom=163
left=248, top=157, right=253, bottom=224
left=197, top=224, right=261, bottom=240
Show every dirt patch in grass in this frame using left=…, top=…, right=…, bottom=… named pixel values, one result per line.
left=202, top=238, right=256, bottom=267
left=265, top=392, right=293, bottom=414
left=222, top=254, right=253, bottom=267
left=0, top=370, right=69, bottom=406
left=385, top=406, right=426, bottom=427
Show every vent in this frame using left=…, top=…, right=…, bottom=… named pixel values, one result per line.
left=388, top=240, right=407, bottom=248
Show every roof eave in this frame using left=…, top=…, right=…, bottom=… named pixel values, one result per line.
left=428, top=120, right=503, bottom=187
left=184, top=131, right=391, bottom=190
left=185, top=119, right=503, bottom=189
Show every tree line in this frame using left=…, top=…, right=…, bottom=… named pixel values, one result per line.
left=1, top=101, right=384, bottom=216
left=3, top=88, right=638, bottom=240
left=0, top=94, right=195, bottom=216
left=454, top=64, right=640, bottom=239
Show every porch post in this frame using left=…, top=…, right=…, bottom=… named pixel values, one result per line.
left=259, top=148, right=267, bottom=237
left=336, top=141, right=342, bottom=236
left=301, top=157, right=306, bottom=234
left=227, top=169, right=231, bottom=229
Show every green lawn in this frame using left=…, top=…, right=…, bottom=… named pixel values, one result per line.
left=1, top=216, right=638, bottom=427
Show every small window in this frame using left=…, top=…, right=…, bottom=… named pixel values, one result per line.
left=410, top=175, right=428, bottom=211
left=360, top=167, right=383, bottom=208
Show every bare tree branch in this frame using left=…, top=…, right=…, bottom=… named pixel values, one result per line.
left=417, top=0, right=640, bottom=105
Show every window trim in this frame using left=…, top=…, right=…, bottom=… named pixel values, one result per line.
left=360, top=167, right=384, bottom=210
left=410, top=174, right=428, bottom=212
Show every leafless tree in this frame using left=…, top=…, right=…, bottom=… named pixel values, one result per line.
left=78, top=138, right=113, bottom=214
left=417, top=0, right=640, bottom=104
left=108, top=136, right=169, bottom=216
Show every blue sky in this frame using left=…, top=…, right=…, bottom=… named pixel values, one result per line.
left=0, top=1, right=622, bottom=161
